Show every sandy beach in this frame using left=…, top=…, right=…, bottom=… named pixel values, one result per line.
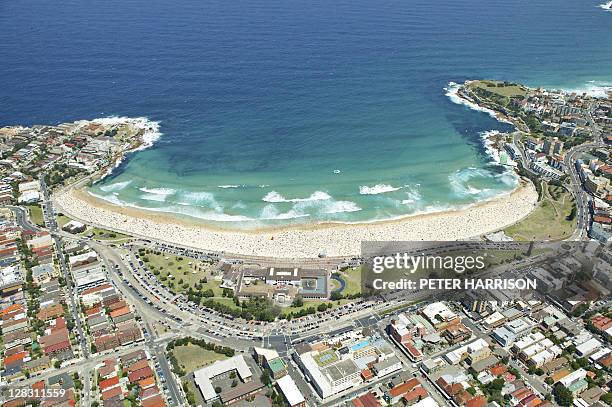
left=53, top=180, right=538, bottom=258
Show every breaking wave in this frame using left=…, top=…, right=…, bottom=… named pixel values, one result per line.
left=444, top=82, right=512, bottom=124
left=359, top=184, right=401, bottom=195
left=99, top=180, right=132, bottom=192
left=559, top=80, right=612, bottom=98
left=262, top=191, right=332, bottom=203
left=449, top=167, right=517, bottom=199
left=598, top=1, right=612, bottom=10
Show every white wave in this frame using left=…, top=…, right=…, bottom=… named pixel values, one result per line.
left=99, top=180, right=132, bottom=192
left=262, top=190, right=332, bottom=203
left=559, top=81, right=612, bottom=98
left=400, top=185, right=423, bottom=205
left=359, top=184, right=401, bottom=195
left=449, top=167, right=496, bottom=198
left=479, top=130, right=518, bottom=167
left=91, top=116, right=162, bottom=151
left=137, top=187, right=175, bottom=203
left=88, top=191, right=125, bottom=206
left=444, top=82, right=512, bottom=124
left=217, top=185, right=241, bottom=189
left=177, top=191, right=223, bottom=212
left=88, top=116, right=162, bottom=183
left=496, top=171, right=519, bottom=187
left=598, top=1, right=612, bottom=10
left=140, top=193, right=169, bottom=202
left=258, top=184, right=270, bottom=188
left=322, top=201, right=362, bottom=214
left=259, top=204, right=310, bottom=220
left=139, top=187, right=175, bottom=195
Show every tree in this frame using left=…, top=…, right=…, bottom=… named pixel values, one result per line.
left=600, top=392, right=612, bottom=406
left=292, top=296, right=304, bottom=308
left=553, top=384, right=573, bottom=407
left=261, top=370, right=272, bottom=386
left=330, top=291, right=343, bottom=301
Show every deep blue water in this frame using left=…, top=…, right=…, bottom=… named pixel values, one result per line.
left=1, top=0, right=610, bottom=226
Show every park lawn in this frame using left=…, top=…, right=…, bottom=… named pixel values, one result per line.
left=340, top=267, right=362, bottom=296
left=86, top=226, right=132, bottom=241
left=28, top=205, right=45, bottom=227
left=505, top=184, right=576, bottom=241
left=469, top=80, right=528, bottom=98
left=57, top=214, right=72, bottom=228
left=140, top=252, right=240, bottom=308
left=171, top=343, right=227, bottom=374
left=281, top=299, right=351, bottom=316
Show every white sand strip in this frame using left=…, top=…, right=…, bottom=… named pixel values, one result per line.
left=53, top=181, right=538, bottom=258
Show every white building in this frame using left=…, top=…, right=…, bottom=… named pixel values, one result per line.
left=193, top=355, right=252, bottom=403
left=576, top=338, right=602, bottom=357
left=276, top=375, right=306, bottom=407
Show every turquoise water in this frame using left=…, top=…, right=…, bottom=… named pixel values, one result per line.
left=1, top=0, right=610, bottom=228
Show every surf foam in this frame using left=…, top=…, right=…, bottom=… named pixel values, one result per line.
left=359, top=184, right=401, bottom=195
left=262, top=191, right=332, bottom=203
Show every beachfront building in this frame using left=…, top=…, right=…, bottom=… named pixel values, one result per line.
left=62, top=220, right=86, bottom=234
left=237, top=266, right=329, bottom=304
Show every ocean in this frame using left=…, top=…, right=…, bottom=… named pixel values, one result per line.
left=1, top=0, right=610, bottom=228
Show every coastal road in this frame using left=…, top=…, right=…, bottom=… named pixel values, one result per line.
left=563, top=142, right=606, bottom=240
left=8, top=205, right=40, bottom=232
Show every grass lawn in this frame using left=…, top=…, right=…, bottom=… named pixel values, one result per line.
left=171, top=343, right=227, bottom=374
left=379, top=301, right=423, bottom=317
left=139, top=251, right=241, bottom=309
left=338, top=267, right=362, bottom=296
left=142, top=252, right=218, bottom=292
left=469, top=80, right=528, bottom=98
left=28, top=205, right=45, bottom=227
left=505, top=184, right=576, bottom=241
left=86, top=226, right=132, bottom=241
left=56, top=214, right=72, bottom=228
left=281, top=299, right=352, bottom=316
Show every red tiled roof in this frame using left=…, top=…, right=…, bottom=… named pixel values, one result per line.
left=403, top=387, right=428, bottom=403
left=466, top=396, right=488, bottom=407
left=128, top=366, right=153, bottom=383
left=44, top=340, right=71, bottom=355
left=101, top=386, right=123, bottom=401
left=389, top=378, right=420, bottom=397
left=3, top=351, right=27, bottom=366
left=99, top=375, right=119, bottom=391
left=141, top=395, right=166, bottom=407
left=352, top=393, right=381, bottom=407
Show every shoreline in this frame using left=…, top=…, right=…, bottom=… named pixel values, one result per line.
left=54, top=180, right=538, bottom=258
left=50, top=81, right=542, bottom=258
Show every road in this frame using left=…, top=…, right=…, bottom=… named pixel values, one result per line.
left=38, top=175, right=188, bottom=405
left=563, top=141, right=606, bottom=240
left=39, top=175, right=90, bottom=359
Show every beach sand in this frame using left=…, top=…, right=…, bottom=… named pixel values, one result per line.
left=53, top=180, right=538, bottom=258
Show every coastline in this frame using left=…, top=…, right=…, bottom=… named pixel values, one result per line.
left=54, top=179, right=538, bottom=257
